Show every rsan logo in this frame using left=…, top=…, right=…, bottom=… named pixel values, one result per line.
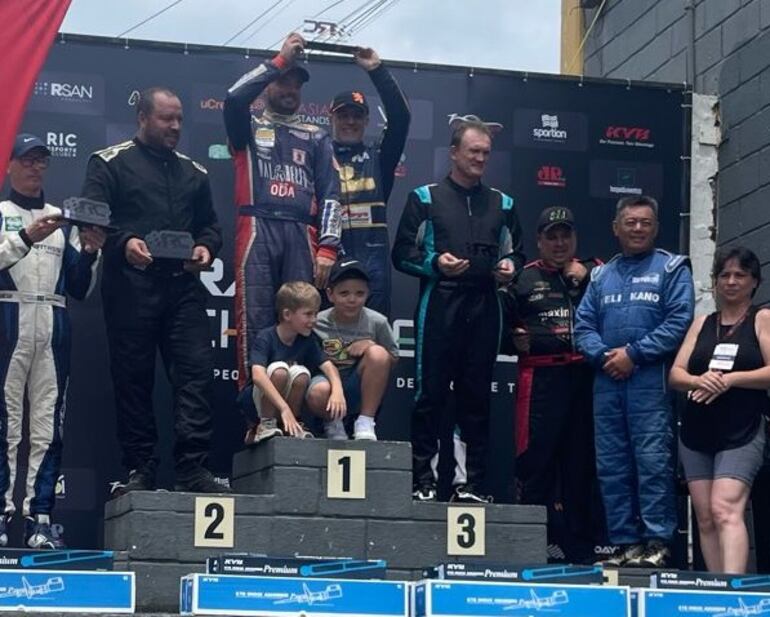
left=537, top=165, right=566, bottom=188
left=46, top=132, right=78, bottom=158
left=533, top=114, right=567, bottom=141
left=35, top=81, right=94, bottom=100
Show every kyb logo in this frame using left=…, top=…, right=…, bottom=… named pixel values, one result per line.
left=600, top=125, right=654, bottom=149
left=537, top=165, right=566, bottom=188
left=533, top=114, right=567, bottom=142
left=46, top=132, right=78, bottom=158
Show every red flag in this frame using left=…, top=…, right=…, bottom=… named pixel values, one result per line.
left=0, top=0, right=72, bottom=174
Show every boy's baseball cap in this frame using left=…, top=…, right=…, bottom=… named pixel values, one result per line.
left=328, top=259, right=370, bottom=285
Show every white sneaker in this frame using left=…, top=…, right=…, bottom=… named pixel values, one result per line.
left=353, top=418, right=377, bottom=441
left=324, top=419, right=347, bottom=440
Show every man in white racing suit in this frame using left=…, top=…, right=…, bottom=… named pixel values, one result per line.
left=0, top=134, right=105, bottom=548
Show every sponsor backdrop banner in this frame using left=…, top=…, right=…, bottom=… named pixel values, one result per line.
left=8, top=35, right=686, bottom=548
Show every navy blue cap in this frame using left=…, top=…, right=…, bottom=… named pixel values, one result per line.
left=329, top=259, right=370, bottom=285
left=331, top=90, right=369, bottom=113
left=11, top=134, right=50, bottom=159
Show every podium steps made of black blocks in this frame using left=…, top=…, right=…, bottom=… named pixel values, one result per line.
left=105, top=438, right=546, bottom=612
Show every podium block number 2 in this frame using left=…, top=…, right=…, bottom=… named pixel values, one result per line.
left=447, top=506, right=486, bottom=556
left=194, top=497, right=234, bottom=548
left=327, top=450, right=366, bottom=499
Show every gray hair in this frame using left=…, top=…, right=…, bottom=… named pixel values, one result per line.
left=615, top=195, right=659, bottom=220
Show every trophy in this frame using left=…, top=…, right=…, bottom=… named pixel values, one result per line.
left=144, top=230, right=195, bottom=260
left=61, top=197, right=112, bottom=228
left=304, top=41, right=359, bottom=55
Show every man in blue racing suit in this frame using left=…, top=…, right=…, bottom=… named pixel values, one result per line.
left=224, top=32, right=341, bottom=390
left=575, top=195, right=694, bottom=568
left=330, top=46, right=410, bottom=317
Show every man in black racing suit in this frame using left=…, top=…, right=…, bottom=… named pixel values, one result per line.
left=500, top=206, right=600, bottom=561
left=393, top=116, right=524, bottom=504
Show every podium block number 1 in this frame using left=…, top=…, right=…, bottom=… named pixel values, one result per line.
left=447, top=506, right=486, bottom=555
left=194, top=497, right=234, bottom=548
left=327, top=449, right=366, bottom=499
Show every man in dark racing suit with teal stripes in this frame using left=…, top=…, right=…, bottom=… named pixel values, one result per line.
left=330, top=46, right=410, bottom=318
left=392, top=115, right=524, bottom=504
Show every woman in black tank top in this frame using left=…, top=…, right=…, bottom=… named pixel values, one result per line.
left=670, top=247, right=770, bottom=574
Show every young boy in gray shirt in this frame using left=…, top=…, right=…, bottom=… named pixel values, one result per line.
left=307, top=260, right=398, bottom=440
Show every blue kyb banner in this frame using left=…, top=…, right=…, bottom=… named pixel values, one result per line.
left=181, top=574, right=409, bottom=616
left=640, top=588, right=770, bottom=617
left=0, top=569, right=134, bottom=613
left=414, top=579, right=630, bottom=617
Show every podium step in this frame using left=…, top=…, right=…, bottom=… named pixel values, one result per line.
left=105, top=439, right=547, bottom=612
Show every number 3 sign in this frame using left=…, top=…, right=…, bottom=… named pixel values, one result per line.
left=447, top=506, right=486, bottom=555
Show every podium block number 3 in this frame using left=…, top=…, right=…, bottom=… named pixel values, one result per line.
left=447, top=506, right=486, bottom=555
left=194, top=497, right=235, bottom=548
left=327, top=450, right=366, bottom=499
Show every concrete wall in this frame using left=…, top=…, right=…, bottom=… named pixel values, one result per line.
left=581, top=0, right=770, bottom=302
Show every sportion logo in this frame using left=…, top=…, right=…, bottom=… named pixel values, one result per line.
left=533, top=114, right=567, bottom=142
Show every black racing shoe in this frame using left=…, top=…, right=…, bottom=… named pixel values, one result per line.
left=626, top=540, right=670, bottom=568
left=412, top=484, right=438, bottom=502
left=595, top=543, right=645, bottom=567
left=110, top=468, right=156, bottom=498
left=25, top=515, right=65, bottom=549
left=175, top=469, right=233, bottom=494
left=450, top=485, right=493, bottom=504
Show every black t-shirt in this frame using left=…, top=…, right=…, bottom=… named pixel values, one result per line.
left=681, top=307, right=769, bottom=453
left=250, top=326, right=324, bottom=373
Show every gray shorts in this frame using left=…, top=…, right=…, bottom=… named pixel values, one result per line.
left=679, top=417, right=767, bottom=486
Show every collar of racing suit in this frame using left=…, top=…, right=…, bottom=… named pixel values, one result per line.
left=620, top=248, right=655, bottom=262
left=445, top=174, right=483, bottom=196
left=333, top=141, right=365, bottom=155
left=133, top=136, right=176, bottom=161
left=263, top=109, right=304, bottom=127
left=9, top=189, right=45, bottom=210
